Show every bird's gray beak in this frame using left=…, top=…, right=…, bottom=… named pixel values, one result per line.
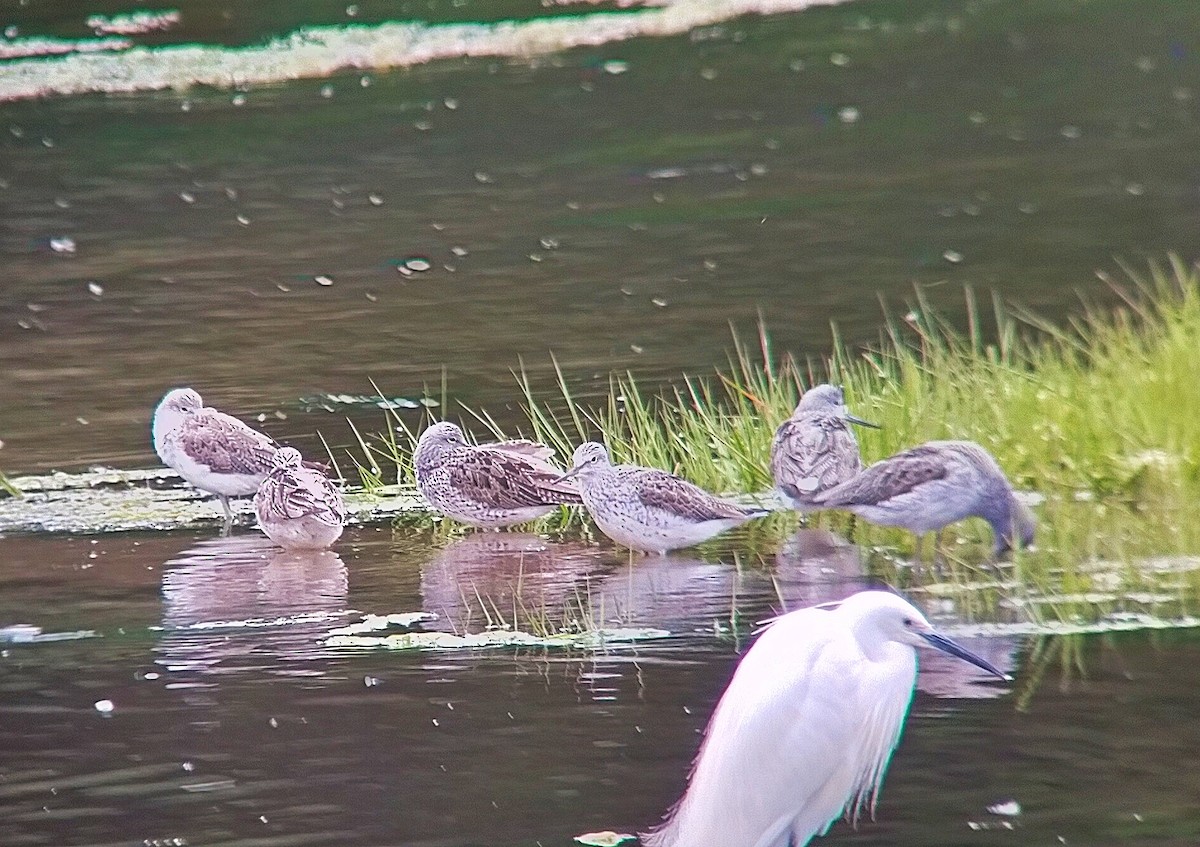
left=919, top=631, right=1011, bottom=681
left=552, top=464, right=583, bottom=485
left=845, top=413, right=882, bottom=429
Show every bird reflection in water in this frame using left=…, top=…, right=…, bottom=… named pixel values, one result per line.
left=587, top=553, right=772, bottom=631
left=773, top=528, right=873, bottom=609
left=420, top=533, right=599, bottom=633
left=156, top=535, right=349, bottom=680
left=774, top=528, right=1019, bottom=698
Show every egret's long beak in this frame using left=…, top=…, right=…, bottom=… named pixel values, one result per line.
left=919, top=631, right=1011, bottom=681
left=552, top=465, right=584, bottom=485
left=845, top=413, right=882, bottom=429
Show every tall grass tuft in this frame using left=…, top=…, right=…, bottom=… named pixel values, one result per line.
left=0, top=470, right=19, bottom=499
left=354, top=258, right=1200, bottom=583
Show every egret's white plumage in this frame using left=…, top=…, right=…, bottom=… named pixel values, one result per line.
left=643, top=591, right=1008, bottom=847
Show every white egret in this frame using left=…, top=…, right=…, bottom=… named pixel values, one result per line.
left=643, top=590, right=1008, bottom=847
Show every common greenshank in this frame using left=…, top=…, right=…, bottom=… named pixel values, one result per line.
left=770, top=383, right=878, bottom=509
left=153, top=387, right=284, bottom=524
left=253, top=447, right=346, bottom=550
left=556, top=442, right=769, bottom=554
left=413, top=421, right=582, bottom=528
left=813, top=440, right=1035, bottom=557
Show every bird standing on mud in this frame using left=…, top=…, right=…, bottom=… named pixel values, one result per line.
left=813, top=440, right=1035, bottom=557
left=413, top=421, right=582, bottom=528
left=771, top=383, right=879, bottom=509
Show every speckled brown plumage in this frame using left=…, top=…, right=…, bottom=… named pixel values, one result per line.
left=559, top=442, right=770, bottom=554
left=254, top=448, right=345, bottom=549
left=814, top=441, right=1035, bottom=556
left=414, top=422, right=581, bottom=528
left=770, top=384, right=873, bottom=509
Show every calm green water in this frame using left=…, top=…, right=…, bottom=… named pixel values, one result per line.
left=2, top=0, right=1200, bottom=472
left=3, top=1, right=1200, bottom=844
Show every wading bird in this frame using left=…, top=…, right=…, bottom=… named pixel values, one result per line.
left=771, top=383, right=879, bottom=509
left=153, top=387, right=303, bottom=526
left=254, top=447, right=345, bottom=550
left=555, top=442, right=770, bottom=554
left=813, top=440, right=1035, bottom=557
left=413, top=421, right=582, bottom=528
left=643, top=590, right=1009, bottom=847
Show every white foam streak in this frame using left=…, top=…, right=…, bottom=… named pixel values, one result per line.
left=0, top=35, right=132, bottom=60
left=0, top=0, right=846, bottom=102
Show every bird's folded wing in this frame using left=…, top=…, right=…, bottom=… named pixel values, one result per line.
left=635, top=471, right=751, bottom=521
left=446, top=449, right=582, bottom=507
left=815, top=445, right=947, bottom=506
left=486, top=439, right=556, bottom=462
left=772, top=421, right=856, bottom=497
left=178, top=413, right=276, bottom=475
left=262, top=472, right=344, bottom=523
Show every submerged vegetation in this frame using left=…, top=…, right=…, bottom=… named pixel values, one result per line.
left=354, top=258, right=1200, bottom=622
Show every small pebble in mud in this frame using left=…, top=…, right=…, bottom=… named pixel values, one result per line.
left=94, top=699, right=114, bottom=714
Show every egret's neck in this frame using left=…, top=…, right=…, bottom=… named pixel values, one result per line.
left=846, top=611, right=901, bottom=664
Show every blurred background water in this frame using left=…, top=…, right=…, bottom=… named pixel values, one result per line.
left=3, top=0, right=1199, bottom=473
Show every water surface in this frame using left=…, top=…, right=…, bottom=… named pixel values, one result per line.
left=3, top=0, right=1199, bottom=472
left=4, top=1, right=1200, bottom=844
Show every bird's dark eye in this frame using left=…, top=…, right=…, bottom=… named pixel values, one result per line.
left=902, top=618, right=915, bottom=627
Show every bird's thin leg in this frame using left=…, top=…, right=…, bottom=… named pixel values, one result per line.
left=219, top=496, right=234, bottom=536
left=932, top=530, right=948, bottom=575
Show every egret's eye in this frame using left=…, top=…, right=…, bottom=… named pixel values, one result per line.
left=902, top=618, right=915, bottom=627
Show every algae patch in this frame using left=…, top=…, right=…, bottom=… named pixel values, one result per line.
left=0, top=467, right=426, bottom=534
left=322, top=611, right=671, bottom=651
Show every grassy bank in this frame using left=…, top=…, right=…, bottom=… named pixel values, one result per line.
left=355, top=258, right=1200, bottom=616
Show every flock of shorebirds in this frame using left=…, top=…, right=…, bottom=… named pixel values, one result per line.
left=152, top=383, right=1033, bottom=847
left=152, top=383, right=1035, bottom=557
